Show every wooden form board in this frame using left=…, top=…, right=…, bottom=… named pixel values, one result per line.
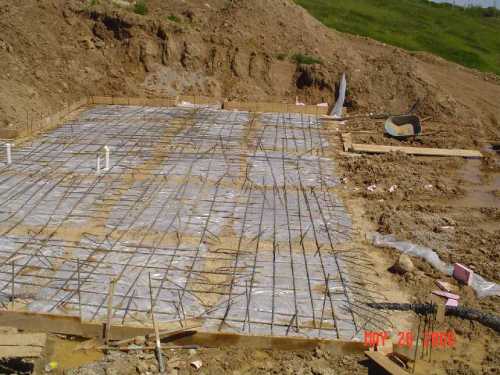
left=89, top=96, right=178, bottom=107
left=0, top=310, right=365, bottom=352
left=0, top=333, right=47, bottom=358
left=223, top=101, right=328, bottom=115
left=350, top=143, right=483, bottom=158
left=341, top=134, right=483, bottom=158
left=14, top=97, right=88, bottom=139
left=365, top=351, right=410, bottom=375
left=178, top=95, right=221, bottom=105
left=90, top=97, right=328, bottom=114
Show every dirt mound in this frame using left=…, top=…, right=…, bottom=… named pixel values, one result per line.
left=0, top=0, right=499, bottom=137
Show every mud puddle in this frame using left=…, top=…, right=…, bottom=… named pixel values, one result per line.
left=446, top=159, right=500, bottom=209
left=46, top=336, right=103, bottom=372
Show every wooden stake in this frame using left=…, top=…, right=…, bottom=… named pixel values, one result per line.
left=77, top=259, right=82, bottom=321
left=11, top=262, right=15, bottom=311
left=105, top=279, right=117, bottom=347
left=149, top=272, right=165, bottom=374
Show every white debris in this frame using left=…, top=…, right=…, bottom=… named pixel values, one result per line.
left=191, top=360, right=203, bottom=370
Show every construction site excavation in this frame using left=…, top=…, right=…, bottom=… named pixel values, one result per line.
left=2, top=1, right=500, bottom=373
left=0, top=102, right=387, bottom=342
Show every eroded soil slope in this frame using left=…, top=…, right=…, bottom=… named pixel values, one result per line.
left=1, top=0, right=499, bottom=141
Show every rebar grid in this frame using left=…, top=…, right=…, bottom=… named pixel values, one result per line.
left=0, top=105, right=389, bottom=340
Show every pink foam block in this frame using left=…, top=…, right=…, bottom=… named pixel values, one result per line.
left=432, top=290, right=459, bottom=300
left=453, top=263, right=474, bottom=286
left=436, top=280, right=453, bottom=292
left=446, top=299, right=459, bottom=308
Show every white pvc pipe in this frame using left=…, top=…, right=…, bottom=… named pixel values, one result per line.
left=5, top=143, right=12, bottom=165
left=104, top=145, right=110, bottom=171
left=96, top=155, right=101, bottom=174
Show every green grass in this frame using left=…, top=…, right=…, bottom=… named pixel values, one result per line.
left=134, top=0, right=148, bottom=15
left=294, top=0, right=500, bottom=75
left=276, top=52, right=288, bottom=61
left=167, top=14, right=180, bottom=23
left=291, top=53, right=322, bottom=65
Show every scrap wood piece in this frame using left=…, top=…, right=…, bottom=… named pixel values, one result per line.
left=158, top=323, right=202, bottom=341
left=429, top=295, right=446, bottom=323
left=341, top=133, right=353, bottom=152
left=75, top=338, right=102, bottom=352
left=0, top=333, right=47, bottom=358
left=0, top=346, right=44, bottom=358
left=1, top=333, right=47, bottom=347
left=99, top=344, right=199, bottom=352
left=436, top=280, right=456, bottom=293
left=348, top=143, right=483, bottom=158
left=112, top=323, right=202, bottom=348
left=365, top=351, right=410, bottom=375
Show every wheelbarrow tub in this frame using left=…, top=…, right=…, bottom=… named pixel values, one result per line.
left=384, top=115, right=422, bottom=138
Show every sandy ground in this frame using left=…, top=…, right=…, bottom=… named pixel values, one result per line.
left=1, top=1, right=499, bottom=374
left=333, top=112, right=499, bottom=374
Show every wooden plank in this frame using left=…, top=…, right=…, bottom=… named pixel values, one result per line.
left=0, top=333, right=46, bottom=347
left=0, top=311, right=364, bottom=352
left=351, top=143, right=482, bottom=158
left=0, top=310, right=109, bottom=338
left=223, top=101, right=327, bottom=115
left=105, top=279, right=117, bottom=345
left=128, top=97, right=147, bottom=106
left=111, top=97, right=129, bottom=105
left=365, top=351, right=410, bottom=375
left=173, top=331, right=365, bottom=353
left=92, top=96, right=113, bottom=105
left=0, top=346, right=43, bottom=358
left=178, top=95, right=220, bottom=105
left=112, top=324, right=202, bottom=347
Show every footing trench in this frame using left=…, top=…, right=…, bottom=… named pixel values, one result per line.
left=0, top=105, right=388, bottom=341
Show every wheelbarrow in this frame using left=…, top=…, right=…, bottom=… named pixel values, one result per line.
left=384, top=115, right=422, bottom=139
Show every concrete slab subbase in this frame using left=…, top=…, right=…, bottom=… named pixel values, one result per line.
left=0, top=105, right=383, bottom=340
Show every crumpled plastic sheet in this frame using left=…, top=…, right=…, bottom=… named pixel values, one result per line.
left=0, top=236, right=65, bottom=303
left=248, top=151, right=337, bottom=187
left=233, top=188, right=352, bottom=244
left=0, top=175, right=107, bottom=226
left=158, top=154, right=241, bottom=182
left=25, top=237, right=210, bottom=320
left=107, top=179, right=237, bottom=236
left=259, top=113, right=322, bottom=129
left=372, top=233, right=500, bottom=298
left=202, top=250, right=356, bottom=339
left=173, top=110, right=249, bottom=151
left=255, top=113, right=328, bottom=153
left=0, top=106, right=362, bottom=338
left=255, top=125, right=328, bottom=152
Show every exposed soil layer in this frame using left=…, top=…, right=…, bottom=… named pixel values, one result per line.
left=1, top=0, right=500, bottom=142
left=63, top=346, right=368, bottom=375
left=1, top=0, right=499, bottom=374
left=334, top=113, right=500, bottom=374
